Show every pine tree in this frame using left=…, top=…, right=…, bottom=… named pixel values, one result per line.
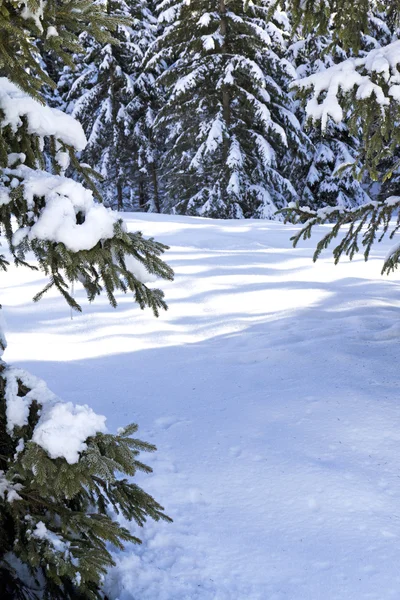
left=288, top=29, right=371, bottom=210
left=287, top=0, right=386, bottom=54
left=62, top=0, right=161, bottom=212
left=281, top=0, right=400, bottom=275
left=128, top=0, right=164, bottom=213
left=362, top=3, right=400, bottom=201
left=0, top=0, right=173, bottom=596
left=64, top=1, right=137, bottom=211
left=286, top=1, right=398, bottom=211
left=149, top=0, right=311, bottom=218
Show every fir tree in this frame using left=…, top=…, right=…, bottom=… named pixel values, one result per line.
left=281, top=0, right=400, bottom=276
left=288, top=30, right=371, bottom=210
left=64, top=1, right=138, bottom=211
left=126, top=0, right=166, bottom=213
left=286, top=0, right=390, bottom=53
left=286, top=1, right=398, bottom=211
left=362, top=3, right=400, bottom=201
left=0, top=0, right=173, bottom=596
left=125, top=0, right=164, bottom=213
left=63, top=0, right=161, bottom=212
left=149, top=0, right=311, bottom=218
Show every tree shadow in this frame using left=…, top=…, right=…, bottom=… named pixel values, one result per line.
left=12, top=273, right=400, bottom=598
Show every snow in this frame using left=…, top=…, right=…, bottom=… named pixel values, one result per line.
left=20, top=0, right=44, bottom=32
left=385, top=195, right=400, bottom=207
left=197, top=12, right=213, bottom=27
left=173, top=68, right=203, bottom=96
left=32, top=402, right=107, bottom=464
left=190, top=116, right=224, bottom=169
left=4, top=366, right=56, bottom=432
left=254, top=132, right=275, bottom=167
left=0, top=78, right=86, bottom=151
left=8, top=165, right=120, bottom=252
left=55, top=150, right=70, bottom=172
left=158, top=5, right=180, bottom=23
left=0, top=470, right=22, bottom=502
left=202, top=35, right=215, bottom=51
left=4, top=212, right=400, bottom=598
left=124, top=255, right=158, bottom=284
left=3, top=365, right=107, bottom=464
left=46, top=26, right=59, bottom=38
left=295, top=40, right=400, bottom=129
left=227, top=137, right=243, bottom=168
left=31, top=521, right=69, bottom=554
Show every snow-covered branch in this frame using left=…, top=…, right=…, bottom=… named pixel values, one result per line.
left=293, top=40, right=400, bottom=129
left=0, top=78, right=86, bottom=150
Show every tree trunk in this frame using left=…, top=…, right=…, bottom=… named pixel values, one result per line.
left=138, top=175, right=147, bottom=210
left=219, top=0, right=230, bottom=193
left=151, top=160, right=161, bottom=213
left=107, top=7, right=124, bottom=213
left=117, top=180, right=123, bottom=211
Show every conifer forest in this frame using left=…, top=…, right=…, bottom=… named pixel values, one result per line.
left=2, top=0, right=400, bottom=598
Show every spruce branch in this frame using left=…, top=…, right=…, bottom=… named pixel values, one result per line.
left=281, top=197, right=400, bottom=274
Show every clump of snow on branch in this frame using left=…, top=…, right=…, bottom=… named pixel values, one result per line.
left=10, top=165, right=120, bottom=252
left=32, top=402, right=107, bottom=464
left=294, top=40, right=400, bottom=129
left=3, top=366, right=107, bottom=464
left=0, top=78, right=86, bottom=150
left=0, top=470, right=23, bottom=502
left=0, top=78, right=157, bottom=287
left=30, top=521, right=70, bottom=554
left=0, top=78, right=122, bottom=253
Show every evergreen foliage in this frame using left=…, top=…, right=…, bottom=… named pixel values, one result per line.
left=0, top=367, right=171, bottom=599
left=283, top=1, right=400, bottom=274
left=0, top=0, right=120, bottom=98
left=362, top=4, right=400, bottom=201
left=127, top=0, right=164, bottom=213
left=39, top=0, right=385, bottom=219
left=61, top=0, right=161, bottom=212
left=283, top=0, right=400, bottom=52
left=148, top=0, right=311, bottom=218
left=288, top=31, right=370, bottom=210
left=283, top=197, right=400, bottom=275
left=31, top=0, right=397, bottom=220
left=0, top=0, right=173, bottom=597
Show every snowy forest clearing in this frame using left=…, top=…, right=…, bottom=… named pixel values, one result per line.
left=4, top=212, right=400, bottom=599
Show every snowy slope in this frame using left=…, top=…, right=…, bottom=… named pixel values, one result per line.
left=4, top=213, right=400, bottom=600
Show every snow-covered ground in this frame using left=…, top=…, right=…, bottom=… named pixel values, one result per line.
left=4, top=213, right=400, bottom=599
